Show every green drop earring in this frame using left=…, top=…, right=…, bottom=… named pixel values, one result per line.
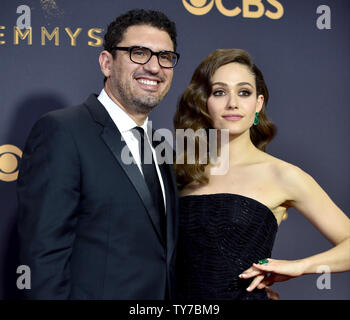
left=254, top=112, right=259, bottom=125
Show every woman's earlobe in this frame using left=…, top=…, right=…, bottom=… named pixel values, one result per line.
left=256, top=95, right=264, bottom=112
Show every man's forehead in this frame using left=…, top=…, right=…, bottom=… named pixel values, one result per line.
left=120, top=25, right=174, bottom=50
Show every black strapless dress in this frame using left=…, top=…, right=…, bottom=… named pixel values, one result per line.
left=176, top=193, right=278, bottom=300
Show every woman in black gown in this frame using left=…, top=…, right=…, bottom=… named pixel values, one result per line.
left=173, top=49, right=350, bottom=300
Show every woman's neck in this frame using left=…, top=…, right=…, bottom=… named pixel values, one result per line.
left=225, top=130, right=258, bottom=166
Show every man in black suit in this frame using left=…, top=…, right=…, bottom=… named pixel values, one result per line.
left=17, top=9, right=179, bottom=299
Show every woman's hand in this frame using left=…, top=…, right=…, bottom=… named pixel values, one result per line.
left=239, top=258, right=305, bottom=292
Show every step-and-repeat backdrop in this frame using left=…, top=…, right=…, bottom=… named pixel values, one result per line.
left=1, top=0, right=349, bottom=299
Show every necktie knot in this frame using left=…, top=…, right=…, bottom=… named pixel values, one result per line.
left=133, top=126, right=145, bottom=138
left=133, top=126, right=152, bottom=164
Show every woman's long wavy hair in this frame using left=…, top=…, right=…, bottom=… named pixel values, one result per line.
left=173, top=49, right=277, bottom=190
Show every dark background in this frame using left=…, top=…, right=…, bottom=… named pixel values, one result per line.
left=0, top=0, right=349, bottom=299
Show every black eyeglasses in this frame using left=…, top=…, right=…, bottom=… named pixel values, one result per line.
left=112, top=46, right=180, bottom=68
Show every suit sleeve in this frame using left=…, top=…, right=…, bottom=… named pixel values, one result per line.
left=17, top=113, right=80, bottom=299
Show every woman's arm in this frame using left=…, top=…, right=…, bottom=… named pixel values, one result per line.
left=241, top=164, right=350, bottom=291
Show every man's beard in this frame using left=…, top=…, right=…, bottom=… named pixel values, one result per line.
left=129, top=94, right=161, bottom=114
left=116, top=80, right=168, bottom=115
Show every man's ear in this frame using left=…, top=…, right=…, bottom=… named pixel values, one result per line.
left=256, top=94, right=264, bottom=113
left=99, top=50, right=113, bottom=78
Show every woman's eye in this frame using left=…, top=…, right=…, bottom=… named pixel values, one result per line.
left=213, top=90, right=225, bottom=96
left=238, top=89, right=251, bottom=96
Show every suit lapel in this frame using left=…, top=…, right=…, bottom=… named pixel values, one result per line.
left=84, top=94, right=166, bottom=246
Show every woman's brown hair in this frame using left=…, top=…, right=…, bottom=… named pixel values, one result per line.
left=173, top=48, right=276, bottom=190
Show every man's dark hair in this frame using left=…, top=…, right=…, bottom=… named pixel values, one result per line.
left=104, top=9, right=177, bottom=56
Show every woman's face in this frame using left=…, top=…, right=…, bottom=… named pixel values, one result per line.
left=207, top=62, right=264, bottom=135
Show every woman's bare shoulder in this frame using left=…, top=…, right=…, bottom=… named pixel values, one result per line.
left=261, top=153, right=313, bottom=190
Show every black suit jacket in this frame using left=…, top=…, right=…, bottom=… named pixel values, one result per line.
left=17, top=94, right=178, bottom=299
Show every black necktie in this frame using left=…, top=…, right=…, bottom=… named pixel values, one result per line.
left=133, top=126, right=166, bottom=239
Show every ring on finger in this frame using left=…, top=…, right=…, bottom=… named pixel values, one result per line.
left=258, top=258, right=269, bottom=265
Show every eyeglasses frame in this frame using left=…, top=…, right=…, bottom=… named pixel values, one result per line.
left=111, top=46, right=180, bottom=68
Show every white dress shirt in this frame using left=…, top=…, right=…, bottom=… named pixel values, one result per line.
left=97, top=89, right=166, bottom=212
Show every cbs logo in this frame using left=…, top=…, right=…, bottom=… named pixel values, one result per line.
left=182, top=0, right=284, bottom=19
left=0, top=144, right=22, bottom=182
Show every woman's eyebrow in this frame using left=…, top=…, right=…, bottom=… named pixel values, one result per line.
left=211, top=82, right=228, bottom=87
left=211, top=81, right=254, bottom=88
left=237, top=82, right=254, bottom=88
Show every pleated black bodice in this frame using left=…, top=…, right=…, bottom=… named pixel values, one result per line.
left=176, top=193, right=278, bottom=300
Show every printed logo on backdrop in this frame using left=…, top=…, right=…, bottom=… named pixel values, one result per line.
left=0, top=145, right=22, bottom=182
left=0, top=2, right=331, bottom=46
left=182, top=0, right=284, bottom=19
left=0, top=4, right=103, bottom=47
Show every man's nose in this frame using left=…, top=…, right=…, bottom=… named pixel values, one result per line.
left=143, top=54, right=161, bottom=74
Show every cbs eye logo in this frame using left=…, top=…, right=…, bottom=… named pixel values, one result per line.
left=183, top=0, right=215, bottom=15
left=0, top=144, right=22, bottom=182
left=182, top=0, right=284, bottom=19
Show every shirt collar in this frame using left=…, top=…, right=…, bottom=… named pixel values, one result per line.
left=97, top=88, right=149, bottom=133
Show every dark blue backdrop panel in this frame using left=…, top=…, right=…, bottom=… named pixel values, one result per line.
left=0, top=0, right=349, bottom=299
